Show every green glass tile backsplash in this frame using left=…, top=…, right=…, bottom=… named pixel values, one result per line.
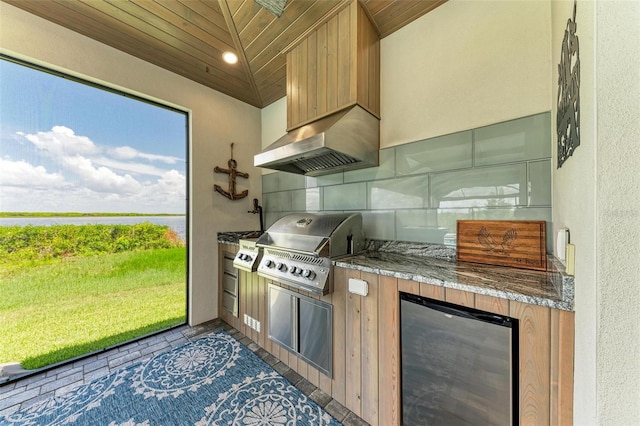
left=261, top=111, right=552, bottom=251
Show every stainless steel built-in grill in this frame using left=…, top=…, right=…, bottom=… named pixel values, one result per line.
left=232, top=238, right=263, bottom=272
left=256, top=213, right=364, bottom=294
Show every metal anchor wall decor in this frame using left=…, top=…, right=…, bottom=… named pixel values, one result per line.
left=214, top=143, right=249, bottom=200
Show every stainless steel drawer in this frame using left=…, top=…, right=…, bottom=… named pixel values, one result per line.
left=223, top=255, right=236, bottom=276
left=222, top=291, right=238, bottom=317
left=223, top=272, right=238, bottom=296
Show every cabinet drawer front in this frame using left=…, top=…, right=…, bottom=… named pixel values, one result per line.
left=223, top=272, right=238, bottom=295
left=223, top=255, right=236, bottom=275
left=222, top=292, right=238, bottom=317
left=299, top=297, right=333, bottom=377
left=268, top=285, right=297, bottom=352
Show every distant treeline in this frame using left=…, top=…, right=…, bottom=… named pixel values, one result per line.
left=0, top=212, right=184, bottom=218
left=0, top=223, right=184, bottom=263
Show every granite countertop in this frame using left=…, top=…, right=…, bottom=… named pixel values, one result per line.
left=217, top=231, right=263, bottom=245
left=217, top=234, right=574, bottom=311
left=334, top=242, right=574, bottom=311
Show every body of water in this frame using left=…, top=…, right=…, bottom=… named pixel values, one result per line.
left=0, top=216, right=187, bottom=240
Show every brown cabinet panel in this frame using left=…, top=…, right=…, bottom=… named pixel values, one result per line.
left=345, top=286, right=362, bottom=415
left=476, top=293, right=509, bottom=316
left=397, top=278, right=419, bottom=295
left=331, top=266, right=348, bottom=404
left=550, top=309, right=575, bottom=426
left=306, top=31, right=318, bottom=120
left=217, top=250, right=573, bottom=426
left=286, top=0, right=379, bottom=130
left=445, top=287, right=475, bottom=307
left=510, top=300, right=551, bottom=426
left=360, top=272, right=380, bottom=425
left=336, top=5, right=352, bottom=108
left=378, top=275, right=401, bottom=426
left=419, top=282, right=445, bottom=300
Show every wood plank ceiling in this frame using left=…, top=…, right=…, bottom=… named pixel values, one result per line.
left=3, top=0, right=446, bottom=108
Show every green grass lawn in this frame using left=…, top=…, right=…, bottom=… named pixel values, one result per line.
left=0, top=248, right=186, bottom=370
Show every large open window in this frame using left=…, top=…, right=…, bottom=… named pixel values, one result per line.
left=0, top=56, right=188, bottom=372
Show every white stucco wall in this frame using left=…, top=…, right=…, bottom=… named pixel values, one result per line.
left=551, top=1, right=598, bottom=423
left=263, top=0, right=554, bottom=150
left=380, top=0, right=552, bottom=148
left=261, top=97, right=287, bottom=150
left=594, top=1, right=640, bottom=423
left=0, top=3, right=263, bottom=325
left=259, top=97, right=286, bottom=176
left=552, top=0, right=640, bottom=424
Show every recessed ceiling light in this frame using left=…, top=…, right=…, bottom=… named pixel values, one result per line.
left=222, top=51, right=238, bottom=64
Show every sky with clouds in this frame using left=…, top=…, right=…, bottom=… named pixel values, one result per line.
left=0, top=59, right=187, bottom=214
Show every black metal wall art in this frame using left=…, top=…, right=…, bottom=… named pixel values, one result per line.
left=557, top=0, right=581, bottom=168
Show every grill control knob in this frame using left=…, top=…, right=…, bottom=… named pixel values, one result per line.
left=302, top=270, right=316, bottom=280
left=276, top=262, right=286, bottom=271
left=288, top=266, right=298, bottom=274
left=264, top=260, right=274, bottom=268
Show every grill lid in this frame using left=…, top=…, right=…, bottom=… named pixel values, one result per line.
left=255, top=212, right=364, bottom=295
left=256, top=212, right=363, bottom=257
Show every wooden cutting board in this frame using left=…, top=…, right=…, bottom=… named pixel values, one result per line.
left=456, top=220, right=547, bottom=271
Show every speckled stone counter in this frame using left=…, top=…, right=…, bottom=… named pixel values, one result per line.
left=217, top=231, right=262, bottom=246
left=217, top=234, right=574, bottom=311
left=334, top=241, right=574, bottom=311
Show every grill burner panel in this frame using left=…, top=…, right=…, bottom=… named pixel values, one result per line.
left=256, top=213, right=364, bottom=295
left=259, top=248, right=331, bottom=294
left=233, top=239, right=263, bottom=272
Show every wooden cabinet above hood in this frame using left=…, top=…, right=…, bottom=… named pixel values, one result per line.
left=286, top=0, right=380, bottom=131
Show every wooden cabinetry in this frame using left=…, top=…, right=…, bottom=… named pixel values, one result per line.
left=286, top=0, right=380, bottom=130
left=217, top=243, right=270, bottom=353
left=217, top=244, right=574, bottom=425
left=334, top=267, right=575, bottom=426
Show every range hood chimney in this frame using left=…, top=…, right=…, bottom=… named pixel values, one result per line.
left=256, top=0, right=380, bottom=176
left=254, top=105, right=379, bottom=176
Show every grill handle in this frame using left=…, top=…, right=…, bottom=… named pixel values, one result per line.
left=257, top=245, right=321, bottom=258
left=257, top=237, right=329, bottom=258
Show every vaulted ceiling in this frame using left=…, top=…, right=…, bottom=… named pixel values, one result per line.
left=3, top=0, right=446, bottom=108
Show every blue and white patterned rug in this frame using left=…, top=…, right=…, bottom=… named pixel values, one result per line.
left=1, top=330, right=340, bottom=425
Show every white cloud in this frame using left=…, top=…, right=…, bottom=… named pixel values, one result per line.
left=62, top=155, right=142, bottom=194
left=0, top=158, right=65, bottom=189
left=149, top=169, right=186, bottom=199
left=111, top=146, right=138, bottom=160
left=110, top=145, right=182, bottom=164
left=92, top=156, right=169, bottom=177
left=19, top=126, right=99, bottom=157
left=5, top=126, right=185, bottom=213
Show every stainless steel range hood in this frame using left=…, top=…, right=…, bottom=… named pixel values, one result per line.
left=254, top=105, right=379, bottom=176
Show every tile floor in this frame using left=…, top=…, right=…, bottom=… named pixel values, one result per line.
left=0, top=318, right=368, bottom=425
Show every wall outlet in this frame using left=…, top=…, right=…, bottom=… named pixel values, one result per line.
left=348, top=278, right=368, bottom=296
left=243, top=314, right=261, bottom=332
